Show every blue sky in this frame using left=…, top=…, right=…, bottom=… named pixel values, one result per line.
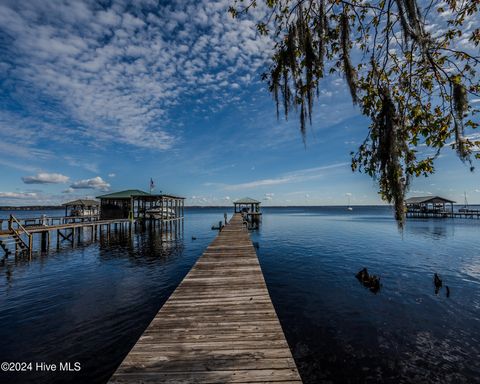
left=0, top=0, right=479, bottom=206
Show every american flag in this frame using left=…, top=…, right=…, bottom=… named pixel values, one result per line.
left=150, top=178, right=155, bottom=192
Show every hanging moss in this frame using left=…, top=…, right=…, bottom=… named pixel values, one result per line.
left=453, top=81, right=469, bottom=160
left=232, top=0, right=480, bottom=225
left=340, top=12, right=358, bottom=104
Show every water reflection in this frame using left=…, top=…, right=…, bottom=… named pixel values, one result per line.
left=405, top=221, right=454, bottom=239
left=0, top=223, right=191, bottom=384
left=98, top=228, right=185, bottom=265
left=1, top=224, right=185, bottom=283
left=254, top=207, right=480, bottom=384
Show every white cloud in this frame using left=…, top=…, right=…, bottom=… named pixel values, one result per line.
left=410, top=190, right=433, bottom=195
left=264, top=192, right=274, bottom=200
left=62, top=188, right=75, bottom=194
left=64, top=156, right=99, bottom=173
left=22, top=172, right=70, bottom=184
left=0, top=158, right=38, bottom=172
left=0, top=0, right=272, bottom=152
left=225, top=163, right=349, bottom=190
left=0, top=192, right=39, bottom=199
left=70, top=176, right=110, bottom=191
left=108, top=173, right=116, bottom=178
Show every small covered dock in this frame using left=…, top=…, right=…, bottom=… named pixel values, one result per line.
left=406, top=196, right=455, bottom=218
left=234, top=197, right=262, bottom=229
left=62, top=199, right=99, bottom=218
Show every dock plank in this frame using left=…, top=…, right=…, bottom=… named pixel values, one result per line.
left=109, top=213, right=302, bottom=383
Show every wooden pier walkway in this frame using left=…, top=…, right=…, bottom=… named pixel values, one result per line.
left=109, top=213, right=302, bottom=383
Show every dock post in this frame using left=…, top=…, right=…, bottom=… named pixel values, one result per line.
left=28, top=234, right=33, bottom=257
left=41, top=231, right=47, bottom=252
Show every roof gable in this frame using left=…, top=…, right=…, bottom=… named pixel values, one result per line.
left=96, top=189, right=149, bottom=199
left=62, top=199, right=99, bottom=206
left=234, top=197, right=261, bottom=204
left=405, top=196, right=456, bottom=204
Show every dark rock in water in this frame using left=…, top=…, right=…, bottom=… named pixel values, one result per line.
left=434, top=273, right=442, bottom=294
left=356, top=268, right=369, bottom=283
left=446, top=285, right=450, bottom=298
left=191, top=236, right=197, bottom=240
left=355, top=268, right=381, bottom=293
left=369, top=276, right=381, bottom=293
left=434, top=273, right=442, bottom=288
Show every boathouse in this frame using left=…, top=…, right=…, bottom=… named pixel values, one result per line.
left=405, top=196, right=455, bottom=217
left=234, top=197, right=262, bottom=229
left=62, top=199, right=99, bottom=217
left=233, top=197, right=261, bottom=213
left=96, top=189, right=185, bottom=220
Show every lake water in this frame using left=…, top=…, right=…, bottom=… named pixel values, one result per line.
left=0, top=207, right=479, bottom=383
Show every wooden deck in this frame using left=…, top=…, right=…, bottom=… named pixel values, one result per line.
left=0, top=219, right=131, bottom=238
left=109, top=213, right=302, bottom=384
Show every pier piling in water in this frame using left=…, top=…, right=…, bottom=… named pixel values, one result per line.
left=0, top=213, right=183, bottom=257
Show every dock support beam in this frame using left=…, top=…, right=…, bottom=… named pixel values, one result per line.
left=41, top=231, right=50, bottom=252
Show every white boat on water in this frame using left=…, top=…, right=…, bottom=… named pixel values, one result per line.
left=145, top=207, right=176, bottom=219
left=70, top=209, right=96, bottom=217
left=347, top=195, right=353, bottom=211
left=459, top=192, right=469, bottom=212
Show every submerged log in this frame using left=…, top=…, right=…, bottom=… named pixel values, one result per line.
left=355, top=267, right=381, bottom=293
left=434, top=273, right=442, bottom=294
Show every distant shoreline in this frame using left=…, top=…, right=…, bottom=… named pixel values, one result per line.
left=0, top=205, right=389, bottom=210
left=0, top=204, right=478, bottom=211
left=0, top=206, right=64, bottom=211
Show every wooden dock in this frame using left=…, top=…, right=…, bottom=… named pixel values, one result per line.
left=109, top=213, right=302, bottom=384
left=0, top=213, right=183, bottom=257
left=406, top=210, right=480, bottom=219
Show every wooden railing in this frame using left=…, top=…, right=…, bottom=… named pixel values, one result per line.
left=8, top=215, right=32, bottom=255
left=0, top=214, right=100, bottom=230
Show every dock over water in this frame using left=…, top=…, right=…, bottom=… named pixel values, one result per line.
left=109, top=213, right=302, bottom=383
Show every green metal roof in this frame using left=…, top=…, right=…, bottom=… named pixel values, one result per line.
left=405, top=196, right=456, bottom=204
left=96, top=190, right=185, bottom=200
left=96, top=189, right=150, bottom=199
left=62, top=199, right=99, bottom=206
left=233, top=197, right=261, bottom=204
